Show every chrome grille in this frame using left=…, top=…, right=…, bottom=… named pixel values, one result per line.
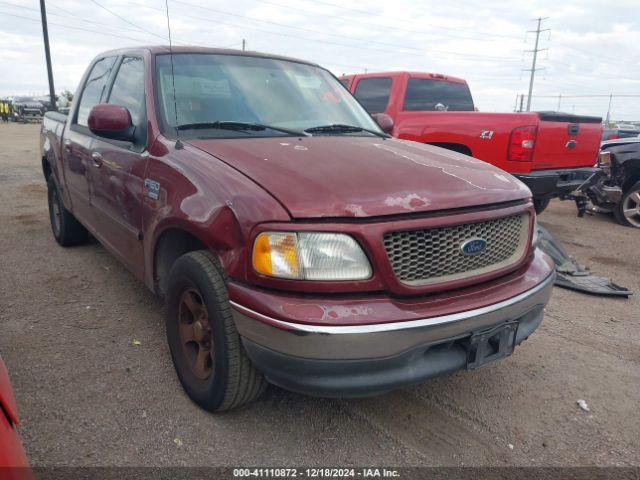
left=383, top=214, right=529, bottom=286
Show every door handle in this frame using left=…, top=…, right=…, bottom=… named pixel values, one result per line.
left=63, top=139, right=72, bottom=152
left=91, top=151, right=103, bottom=167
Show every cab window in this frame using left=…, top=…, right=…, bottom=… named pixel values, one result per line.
left=76, top=56, right=117, bottom=126
left=353, top=77, right=392, bottom=114
left=403, top=79, right=474, bottom=112
left=107, top=57, right=145, bottom=126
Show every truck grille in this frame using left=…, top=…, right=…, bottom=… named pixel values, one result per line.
left=383, top=214, right=529, bottom=286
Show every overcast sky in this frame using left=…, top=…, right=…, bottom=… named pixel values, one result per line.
left=1, top=0, right=638, bottom=120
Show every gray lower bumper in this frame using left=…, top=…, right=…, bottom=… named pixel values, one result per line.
left=231, top=272, right=555, bottom=361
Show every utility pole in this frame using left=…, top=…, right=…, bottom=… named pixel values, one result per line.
left=605, top=93, right=613, bottom=125
left=39, top=0, right=57, bottom=111
left=557, top=94, right=562, bottom=111
left=242, top=39, right=246, bottom=51
left=523, top=17, right=549, bottom=112
left=519, top=94, right=525, bottom=112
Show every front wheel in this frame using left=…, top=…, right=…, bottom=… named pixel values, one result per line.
left=165, top=251, right=266, bottom=412
left=614, top=181, right=640, bottom=228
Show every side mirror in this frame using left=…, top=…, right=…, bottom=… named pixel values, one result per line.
left=372, top=113, right=394, bottom=134
left=88, top=104, right=134, bottom=141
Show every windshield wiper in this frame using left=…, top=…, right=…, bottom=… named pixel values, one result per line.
left=304, top=124, right=388, bottom=138
left=176, top=121, right=306, bottom=137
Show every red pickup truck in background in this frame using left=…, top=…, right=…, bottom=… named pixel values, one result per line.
left=340, top=72, right=603, bottom=213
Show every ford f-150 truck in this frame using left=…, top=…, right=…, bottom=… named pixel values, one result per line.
left=41, top=47, right=554, bottom=411
left=340, top=71, right=603, bottom=213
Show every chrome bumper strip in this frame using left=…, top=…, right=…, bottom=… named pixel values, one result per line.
left=230, top=272, right=555, bottom=360
left=230, top=272, right=555, bottom=335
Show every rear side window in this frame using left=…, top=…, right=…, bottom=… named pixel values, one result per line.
left=76, top=56, right=117, bottom=126
left=353, top=77, right=392, bottom=114
left=403, top=79, right=474, bottom=112
left=107, top=57, right=145, bottom=126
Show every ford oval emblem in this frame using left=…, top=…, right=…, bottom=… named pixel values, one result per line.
left=460, top=238, right=487, bottom=256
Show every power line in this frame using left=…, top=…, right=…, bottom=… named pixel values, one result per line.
left=523, top=17, right=549, bottom=111
left=0, top=0, right=239, bottom=49
left=87, top=0, right=167, bottom=41
left=0, top=9, right=152, bottom=43
left=0, top=1, right=166, bottom=38
left=256, top=0, right=524, bottom=42
left=119, top=0, right=521, bottom=63
left=171, top=0, right=440, bottom=53
left=532, top=94, right=640, bottom=98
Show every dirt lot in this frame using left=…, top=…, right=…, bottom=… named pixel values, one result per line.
left=1, top=122, right=639, bottom=467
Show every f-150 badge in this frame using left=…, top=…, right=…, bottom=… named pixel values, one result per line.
left=144, top=179, right=161, bottom=200
left=480, top=130, right=494, bottom=139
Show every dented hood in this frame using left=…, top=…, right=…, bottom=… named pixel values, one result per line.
left=187, top=136, right=531, bottom=218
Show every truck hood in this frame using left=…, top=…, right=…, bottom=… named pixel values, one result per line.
left=187, top=136, right=531, bottom=218
left=602, top=137, right=640, bottom=148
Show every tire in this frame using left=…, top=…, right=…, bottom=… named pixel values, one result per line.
left=614, top=181, right=640, bottom=228
left=47, top=176, right=89, bottom=246
left=533, top=198, right=550, bottom=215
left=165, top=250, right=266, bottom=412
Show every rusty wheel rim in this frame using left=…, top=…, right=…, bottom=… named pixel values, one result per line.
left=178, top=288, right=214, bottom=380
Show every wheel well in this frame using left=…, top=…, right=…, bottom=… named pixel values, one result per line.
left=621, top=161, right=640, bottom=193
left=154, top=228, right=207, bottom=296
left=42, top=157, right=52, bottom=180
left=427, top=142, right=473, bottom=157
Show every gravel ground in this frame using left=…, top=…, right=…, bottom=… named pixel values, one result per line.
left=1, top=122, right=639, bottom=467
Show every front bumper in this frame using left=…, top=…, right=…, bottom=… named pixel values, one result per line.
left=231, top=252, right=555, bottom=397
left=515, top=167, right=600, bottom=199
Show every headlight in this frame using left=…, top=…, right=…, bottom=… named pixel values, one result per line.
left=598, top=151, right=612, bottom=173
left=532, top=213, right=540, bottom=248
left=252, top=232, right=372, bottom=280
left=598, top=151, right=611, bottom=167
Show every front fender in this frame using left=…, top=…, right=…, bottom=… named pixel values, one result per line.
left=142, top=138, right=290, bottom=292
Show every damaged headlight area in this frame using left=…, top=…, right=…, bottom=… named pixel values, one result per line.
left=252, top=232, right=372, bottom=280
left=598, top=151, right=612, bottom=174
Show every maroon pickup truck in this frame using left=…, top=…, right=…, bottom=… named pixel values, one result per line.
left=41, top=46, right=555, bottom=411
left=340, top=72, right=603, bottom=213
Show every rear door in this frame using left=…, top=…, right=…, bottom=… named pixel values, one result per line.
left=64, top=56, right=118, bottom=222
left=532, top=113, right=603, bottom=170
left=88, top=55, right=148, bottom=280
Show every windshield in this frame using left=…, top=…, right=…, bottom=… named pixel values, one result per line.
left=154, top=53, right=381, bottom=138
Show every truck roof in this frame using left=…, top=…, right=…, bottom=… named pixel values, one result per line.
left=340, top=71, right=468, bottom=84
left=97, top=45, right=320, bottom=68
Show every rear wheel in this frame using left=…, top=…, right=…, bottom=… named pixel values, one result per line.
left=165, top=250, right=266, bottom=411
left=533, top=198, right=550, bottom=215
left=47, top=176, right=89, bottom=246
left=614, top=181, right=640, bottom=228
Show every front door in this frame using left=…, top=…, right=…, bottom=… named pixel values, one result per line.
left=64, top=56, right=118, bottom=223
left=88, top=56, right=148, bottom=280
